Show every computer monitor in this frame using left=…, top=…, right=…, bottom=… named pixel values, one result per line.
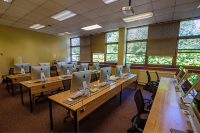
left=115, top=65, right=123, bottom=77
left=14, top=63, right=29, bottom=74
left=31, top=66, right=50, bottom=80
left=60, top=64, right=73, bottom=75
left=125, top=64, right=131, bottom=73
left=70, top=70, right=92, bottom=94
left=57, top=62, right=66, bottom=70
left=99, top=67, right=111, bottom=83
left=39, top=62, right=50, bottom=66
left=175, top=66, right=184, bottom=79
left=71, top=62, right=77, bottom=68
left=176, top=68, right=188, bottom=85
left=80, top=63, right=88, bottom=71
left=93, top=63, right=99, bottom=70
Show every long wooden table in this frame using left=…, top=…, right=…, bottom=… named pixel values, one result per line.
left=48, top=74, right=137, bottom=132
left=6, top=73, right=31, bottom=96
left=143, top=77, right=190, bottom=133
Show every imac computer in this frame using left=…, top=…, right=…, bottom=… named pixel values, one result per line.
left=70, top=70, right=92, bottom=98
left=39, top=62, right=50, bottom=66
left=80, top=63, right=88, bottom=71
left=99, top=67, right=111, bottom=83
left=60, top=64, right=73, bottom=76
left=174, top=66, right=184, bottom=79
left=31, top=66, right=50, bottom=81
left=175, top=68, right=188, bottom=87
left=116, top=65, right=123, bottom=77
left=71, top=62, right=77, bottom=69
left=93, top=62, right=99, bottom=71
left=57, top=62, right=66, bottom=70
left=14, top=63, right=29, bottom=74
left=125, top=63, right=131, bottom=74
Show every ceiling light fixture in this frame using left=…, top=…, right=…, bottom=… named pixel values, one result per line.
left=81, top=24, right=102, bottom=30
left=59, top=32, right=71, bottom=35
left=29, top=24, right=46, bottom=29
left=2, top=0, right=12, bottom=3
left=197, top=3, right=200, bottom=8
left=51, top=10, right=77, bottom=21
left=102, top=0, right=118, bottom=4
left=122, top=12, right=153, bottom=22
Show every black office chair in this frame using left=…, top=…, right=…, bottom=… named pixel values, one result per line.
left=51, top=71, right=65, bottom=95
left=29, top=66, right=31, bottom=73
left=155, top=72, right=160, bottom=85
left=143, top=71, right=158, bottom=93
left=50, top=66, right=57, bottom=71
left=127, top=89, right=150, bottom=132
left=6, top=68, right=14, bottom=92
left=62, top=79, right=71, bottom=122
left=91, top=73, right=97, bottom=82
left=147, top=82, right=158, bottom=110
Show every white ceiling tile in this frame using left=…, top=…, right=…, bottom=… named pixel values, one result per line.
left=7, top=5, right=31, bottom=15
left=1, top=14, right=20, bottom=21
left=99, top=21, right=112, bottom=27
left=26, top=12, right=47, bottom=20
left=12, top=23, right=28, bottom=28
left=80, top=0, right=105, bottom=10
left=107, top=0, right=128, bottom=12
left=52, top=0, right=78, bottom=8
left=34, top=7, right=55, bottom=17
left=17, top=19, right=35, bottom=25
left=4, top=10, right=25, bottom=18
left=91, top=17, right=106, bottom=23
left=38, top=18, right=58, bottom=25
left=0, top=21, right=13, bottom=26
left=41, top=1, right=65, bottom=13
left=193, top=8, right=200, bottom=16
left=81, top=11, right=99, bottom=19
left=61, top=15, right=88, bottom=25
left=133, top=3, right=153, bottom=14
left=0, top=8, right=6, bottom=14
left=93, top=6, right=113, bottom=16
left=68, top=3, right=90, bottom=14
left=152, top=0, right=175, bottom=10
left=81, top=20, right=96, bottom=26
left=130, top=0, right=151, bottom=7
left=108, top=18, right=124, bottom=24
left=156, top=14, right=173, bottom=22
left=27, top=0, right=47, bottom=5
left=0, top=1, right=11, bottom=10
left=176, top=0, right=199, bottom=5
left=0, top=18, right=15, bottom=24
left=72, top=22, right=87, bottom=29
left=12, top=0, right=38, bottom=10
left=101, top=13, right=119, bottom=21
left=140, top=17, right=156, bottom=25
left=22, top=15, right=42, bottom=22
left=173, top=10, right=193, bottom=19
left=154, top=7, right=174, bottom=16
left=175, top=1, right=199, bottom=12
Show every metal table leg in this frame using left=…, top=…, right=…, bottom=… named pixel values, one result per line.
left=74, top=111, right=79, bottom=132
left=49, top=100, right=53, bottom=130
left=6, top=77, right=9, bottom=92
left=12, top=82, right=14, bottom=97
left=28, top=88, right=33, bottom=113
left=20, top=84, right=24, bottom=105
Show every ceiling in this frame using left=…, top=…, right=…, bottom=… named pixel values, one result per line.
left=0, top=0, right=200, bottom=38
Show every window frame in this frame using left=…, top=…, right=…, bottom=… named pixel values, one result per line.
left=70, top=37, right=80, bottom=62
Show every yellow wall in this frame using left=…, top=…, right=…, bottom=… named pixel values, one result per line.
left=0, top=24, right=70, bottom=75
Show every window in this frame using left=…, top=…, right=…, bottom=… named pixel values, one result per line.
left=126, top=26, right=148, bottom=64
left=93, top=53, right=104, bottom=62
left=71, top=38, right=80, bottom=61
left=106, top=31, right=119, bottom=62
left=177, top=19, right=200, bottom=66
left=148, top=56, right=173, bottom=65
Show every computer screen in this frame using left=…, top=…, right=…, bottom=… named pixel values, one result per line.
left=31, top=66, right=50, bottom=80
left=39, top=62, right=50, bottom=66
left=71, top=62, right=77, bottom=68
left=187, top=73, right=199, bottom=86
left=14, top=63, right=29, bottom=74
left=57, top=62, right=66, bottom=70
left=80, top=63, right=88, bottom=71
left=125, top=64, right=131, bottom=73
left=93, top=63, right=99, bottom=70
left=99, top=67, right=111, bottom=83
left=70, top=70, right=92, bottom=94
left=60, top=64, right=73, bottom=75
left=116, top=65, right=123, bottom=77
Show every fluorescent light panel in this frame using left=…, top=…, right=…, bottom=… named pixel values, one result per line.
left=123, top=12, right=153, bottom=22
left=102, top=0, right=118, bottom=4
left=29, top=24, right=45, bottom=29
left=197, top=3, right=200, bottom=8
left=51, top=10, right=77, bottom=21
left=81, top=24, right=102, bottom=30
left=59, top=32, right=71, bottom=35
left=2, top=0, right=12, bottom=3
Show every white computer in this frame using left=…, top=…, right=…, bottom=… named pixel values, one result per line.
left=31, top=66, right=50, bottom=81
left=80, top=63, right=89, bottom=71
left=39, top=62, right=50, bottom=66
left=14, top=63, right=29, bottom=75
left=57, top=62, right=66, bottom=71
left=60, top=64, right=73, bottom=76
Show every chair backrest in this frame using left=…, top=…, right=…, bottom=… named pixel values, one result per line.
left=146, top=71, right=151, bottom=83
left=50, top=71, right=58, bottom=77
left=155, top=72, right=159, bottom=81
left=91, top=73, right=97, bottom=82
left=134, top=89, right=145, bottom=116
left=50, top=66, right=57, bottom=71
left=9, top=68, right=14, bottom=75
left=149, top=83, right=157, bottom=100
left=29, top=66, right=31, bottom=73
left=62, top=79, right=71, bottom=91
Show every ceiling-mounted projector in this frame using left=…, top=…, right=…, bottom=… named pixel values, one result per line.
left=121, top=0, right=134, bottom=15
left=121, top=6, right=134, bottom=15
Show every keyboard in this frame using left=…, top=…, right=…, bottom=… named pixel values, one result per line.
left=99, top=82, right=107, bottom=87
left=89, top=88, right=99, bottom=93
left=110, top=77, right=119, bottom=81
left=70, top=92, right=82, bottom=99
left=182, top=95, right=192, bottom=104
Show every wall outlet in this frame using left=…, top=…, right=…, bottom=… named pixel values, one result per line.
left=53, top=54, right=56, bottom=58
left=1, top=53, right=3, bottom=56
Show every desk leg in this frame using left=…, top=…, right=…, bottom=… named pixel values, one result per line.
left=12, top=82, right=14, bottom=97
left=74, top=111, right=79, bottom=132
left=120, top=90, right=122, bottom=105
left=49, top=100, right=53, bottom=130
left=33, top=94, right=36, bottom=111
left=20, top=84, right=24, bottom=105
left=6, top=77, right=9, bottom=92
left=28, top=88, right=33, bottom=113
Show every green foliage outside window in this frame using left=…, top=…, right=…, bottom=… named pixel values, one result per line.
left=72, top=55, right=80, bottom=61
left=148, top=56, right=173, bottom=65
left=93, top=53, right=104, bottom=62
left=126, top=54, right=145, bottom=64
left=71, top=38, right=80, bottom=61
left=71, top=38, right=80, bottom=46
left=176, top=53, right=200, bottom=66
left=106, top=44, right=118, bottom=62
left=127, top=26, right=148, bottom=41
left=106, top=31, right=119, bottom=43
left=187, top=73, right=199, bottom=85
left=107, top=44, right=118, bottom=53
left=71, top=47, right=80, bottom=54
left=179, top=19, right=200, bottom=36
left=106, top=54, right=118, bottom=62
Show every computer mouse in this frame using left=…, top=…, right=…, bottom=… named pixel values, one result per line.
left=67, top=98, right=73, bottom=102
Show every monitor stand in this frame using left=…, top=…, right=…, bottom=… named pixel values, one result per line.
left=41, top=72, right=46, bottom=82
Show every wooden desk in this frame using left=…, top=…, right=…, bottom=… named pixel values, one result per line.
left=48, top=74, right=137, bottom=132
left=20, top=76, right=71, bottom=112
left=6, top=73, right=31, bottom=97
left=143, top=77, right=190, bottom=133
